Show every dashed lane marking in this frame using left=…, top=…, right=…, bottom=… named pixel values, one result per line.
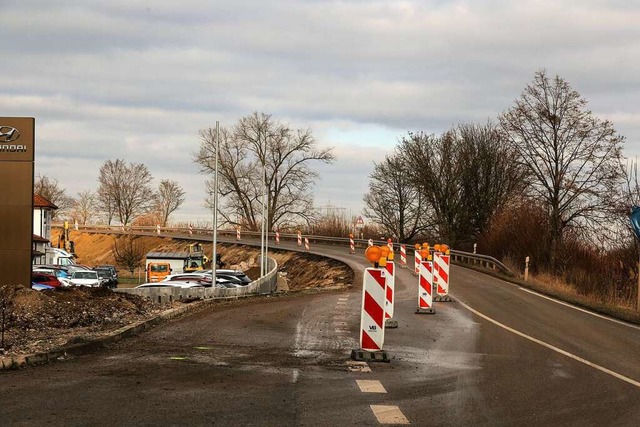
left=457, top=299, right=640, bottom=389
left=370, top=405, right=410, bottom=424
left=356, top=380, right=387, bottom=393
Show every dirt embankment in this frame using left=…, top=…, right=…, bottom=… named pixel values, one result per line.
left=54, top=229, right=353, bottom=290
left=0, top=231, right=353, bottom=358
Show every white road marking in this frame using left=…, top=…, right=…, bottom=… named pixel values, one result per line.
left=518, top=287, right=640, bottom=330
left=336, top=301, right=347, bottom=305
left=338, top=297, right=349, bottom=301
left=456, top=299, right=640, bottom=388
left=370, top=405, right=410, bottom=424
left=356, top=379, right=387, bottom=393
left=292, top=369, right=300, bottom=383
left=346, top=361, right=371, bottom=373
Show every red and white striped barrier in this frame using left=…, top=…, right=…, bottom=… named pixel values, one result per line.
left=359, top=268, right=387, bottom=351
left=304, top=237, right=309, bottom=251
left=433, top=252, right=452, bottom=302
left=156, top=224, right=161, bottom=235
left=275, top=230, right=280, bottom=244
left=74, top=220, right=78, bottom=231
left=400, top=244, right=407, bottom=268
left=387, top=238, right=393, bottom=252
left=368, top=239, right=373, bottom=247
left=384, top=261, right=396, bottom=326
left=416, top=260, right=435, bottom=314
left=236, top=227, right=241, bottom=240
left=188, top=224, right=193, bottom=235
left=297, top=231, right=302, bottom=246
left=414, top=250, right=421, bottom=275
left=349, top=236, right=355, bottom=254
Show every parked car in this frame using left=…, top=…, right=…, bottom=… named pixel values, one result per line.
left=32, top=283, right=55, bottom=291
left=94, top=265, right=118, bottom=285
left=69, top=270, right=101, bottom=287
left=94, top=267, right=118, bottom=288
left=135, top=281, right=206, bottom=289
left=33, top=265, right=70, bottom=279
left=193, top=270, right=252, bottom=285
left=31, top=272, right=62, bottom=288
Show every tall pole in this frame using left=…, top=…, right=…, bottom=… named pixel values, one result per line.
left=212, top=121, right=220, bottom=286
left=264, top=140, right=269, bottom=277
left=260, top=140, right=266, bottom=277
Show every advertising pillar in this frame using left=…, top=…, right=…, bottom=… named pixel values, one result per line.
left=0, top=117, right=35, bottom=287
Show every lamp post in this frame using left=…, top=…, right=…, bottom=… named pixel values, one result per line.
left=212, top=121, right=220, bottom=286
left=261, top=138, right=269, bottom=277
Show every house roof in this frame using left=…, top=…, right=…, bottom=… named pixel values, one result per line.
left=32, top=234, right=49, bottom=243
left=34, top=194, right=58, bottom=209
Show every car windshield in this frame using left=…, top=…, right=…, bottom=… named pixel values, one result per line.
left=96, top=271, right=109, bottom=278
left=151, top=265, right=169, bottom=273
left=73, top=271, right=97, bottom=279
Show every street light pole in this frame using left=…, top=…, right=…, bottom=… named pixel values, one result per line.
left=212, top=121, right=220, bottom=286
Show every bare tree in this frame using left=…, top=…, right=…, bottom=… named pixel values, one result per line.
left=113, top=235, right=146, bottom=275
left=363, top=151, right=428, bottom=242
left=154, top=179, right=185, bottom=227
left=71, top=190, right=96, bottom=225
left=500, top=70, right=625, bottom=269
left=34, top=173, right=73, bottom=219
left=398, top=123, right=524, bottom=246
left=195, top=112, right=335, bottom=231
left=97, top=159, right=154, bottom=226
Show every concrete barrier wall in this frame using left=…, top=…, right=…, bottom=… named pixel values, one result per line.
left=116, top=258, right=279, bottom=304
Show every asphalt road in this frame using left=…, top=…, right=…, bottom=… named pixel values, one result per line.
left=1, top=236, right=639, bottom=426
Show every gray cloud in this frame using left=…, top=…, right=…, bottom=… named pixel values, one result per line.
left=1, top=0, right=638, bottom=222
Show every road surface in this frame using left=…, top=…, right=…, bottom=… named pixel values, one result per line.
left=1, top=236, right=639, bottom=426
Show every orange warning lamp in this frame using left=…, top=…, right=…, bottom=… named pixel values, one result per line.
left=433, top=244, right=441, bottom=252
left=349, top=233, right=354, bottom=239
left=420, top=248, right=432, bottom=261
left=414, top=243, right=420, bottom=250
left=365, top=246, right=382, bottom=266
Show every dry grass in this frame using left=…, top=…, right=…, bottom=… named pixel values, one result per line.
left=523, top=272, right=639, bottom=323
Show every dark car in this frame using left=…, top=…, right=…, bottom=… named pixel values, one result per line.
left=95, top=269, right=116, bottom=288
left=31, top=272, right=62, bottom=288
left=94, top=266, right=118, bottom=287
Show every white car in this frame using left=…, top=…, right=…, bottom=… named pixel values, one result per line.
left=69, top=270, right=101, bottom=287
left=135, top=281, right=207, bottom=289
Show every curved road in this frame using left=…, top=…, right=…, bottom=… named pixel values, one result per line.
left=1, top=236, right=639, bottom=426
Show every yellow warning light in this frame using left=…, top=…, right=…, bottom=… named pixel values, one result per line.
left=380, top=246, right=390, bottom=258
left=434, top=244, right=441, bottom=252
left=420, top=248, right=430, bottom=259
left=365, top=246, right=382, bottom=264
left=414, top=243, right=421, bottom=250
left=422, top=242, right=429, bottom=249
left=387, top=247, right=394, bottom=261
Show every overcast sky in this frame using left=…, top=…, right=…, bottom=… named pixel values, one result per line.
left=2, top=0, right=639, bottom=224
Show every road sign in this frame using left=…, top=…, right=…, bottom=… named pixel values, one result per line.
left=355, top=216, right=365, bottom=229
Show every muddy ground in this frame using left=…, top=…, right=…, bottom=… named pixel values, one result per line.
left=0, top=231, right=353, bottom=358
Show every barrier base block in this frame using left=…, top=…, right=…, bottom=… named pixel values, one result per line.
left=434, top=295, right=453, bottom=302
left=384, top=319, right=398, bottom=329
left=351, top=349, right=391, bottom=363
left=415, top=307, right=436, bottom=315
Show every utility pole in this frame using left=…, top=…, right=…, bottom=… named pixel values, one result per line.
left=212, top=121, right=220, bottom=286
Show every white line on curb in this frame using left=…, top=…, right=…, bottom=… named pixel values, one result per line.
left=518, top=287, right=640, bottom=330
left=456, top=299, right=640, bottom=388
